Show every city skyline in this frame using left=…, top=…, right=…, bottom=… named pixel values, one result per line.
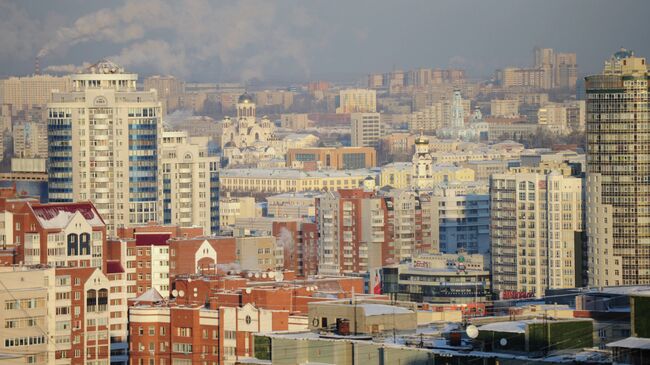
left=1, top=0, right=649, bottom=82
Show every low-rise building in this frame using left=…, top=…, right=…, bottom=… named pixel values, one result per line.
left=382, top=252, right=491, bottom=304
left=287, top=147, right=376, bottom=170
left=219, top=168, right=378, bottom=197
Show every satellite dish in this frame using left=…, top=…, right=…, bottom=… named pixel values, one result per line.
left=193, top=287, right=198, bottom=292
left=262, top=272, right=268, bottom=278
left=275, top=272, right=284, bottom=282
left=466, top=325, right=479, bottom=339
left=247, top=272, right=253, bottom=278
left=245, top=288, right=252, bottom=294
left=178, top=290, right=185, bottom=297
left=254, top=273, right=260, bottom=278
left=187, top=278, right=192, bottom=283
left=499, top=338, right=508, bottom=347
left=172, top=289, right=178, bottom=297
left=268, top=272, right=276, bottom=278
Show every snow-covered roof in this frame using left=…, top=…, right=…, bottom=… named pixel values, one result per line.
left=607, top=336, right=650, bottom=350
left=359, top=304, right=413, bottom=316
left=478, top=321, right=527, bottom=334
left=133, top=288, right=164, bottom=303
left=30, top=202, right=105, bottom=230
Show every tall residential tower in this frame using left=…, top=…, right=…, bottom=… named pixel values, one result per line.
left=47, top=60, right=162, bottom=235
left=586, top=49, right=650, bottom=286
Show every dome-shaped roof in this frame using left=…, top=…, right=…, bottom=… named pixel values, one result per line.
left=238, top=92, right=254, bottom=103
left=415, top=135, right=429, bottom=145
left=614, top=48, right=634, bottom=60
left=86, top=59, right=124, bottom=74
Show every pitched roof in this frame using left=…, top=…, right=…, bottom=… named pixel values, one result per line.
left=29, top=202, right=105, bottom=230
left=132, top=288, right=164, bottom=303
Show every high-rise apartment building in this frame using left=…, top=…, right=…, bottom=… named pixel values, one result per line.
left=13, top=122, right=48, bottom=158
left=336, top=89, right=376, bottom=113
left=555, top=52, right=578, bottom=89
left=143, top=75, right=185, bottom=113
left=316, top=188, right=394, bottom=275
left=491, top=162, right=584, bottom=296
left=351, top=112, right=382, bottom=147
left=586, top=49, right=650, bottom=286
left=0, top=75, right=71, bottom=112
left=425, top=183, right=491, bottom=255
left=159, top=130, right=220, bottom=234
left=47, top=60, right=162, bottom=235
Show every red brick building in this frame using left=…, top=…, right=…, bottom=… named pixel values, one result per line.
left=316, top=188, right=395, bottom=275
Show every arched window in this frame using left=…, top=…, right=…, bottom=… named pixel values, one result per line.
left=86, top=289, right=97, bottom=311
left=255, top=132, right=260, bottom=141
left=98, top=289, right=109, bottom=312
left=67, top=234, right=79, bottom=256
left=79, top=233, right=91, bottom=256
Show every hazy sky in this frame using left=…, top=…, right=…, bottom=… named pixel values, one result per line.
left=2, top=0, right=649, bottom=82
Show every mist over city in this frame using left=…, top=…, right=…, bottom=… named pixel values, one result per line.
left=0, top=1, right=649, bottom=365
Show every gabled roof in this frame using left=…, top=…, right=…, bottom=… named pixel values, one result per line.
left=133, top=288, right=164, bottom=303
left=29, top=202, right=105, bottom=230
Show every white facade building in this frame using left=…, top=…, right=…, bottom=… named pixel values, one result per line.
left=159, top=130, right=220, bottom=234
left=47, top=60, right=162, bottom=235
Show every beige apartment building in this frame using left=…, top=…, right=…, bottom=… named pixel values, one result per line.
left=491, top=162, right=584, bottom=296
left=586, top=49, right=650, bottom=286
left=159, top=130, right=220, bottom=235
left=0, top=266, right=56, bottom=365
left=0, top=75, right=71, bottom=112
left=143, top=75, right=185, bottom=113
left=236, top=235, right=283, bottom=272
left=219, top=194, right=260, bottom=231
left=537, top=102, right=569, bottom=134
left=336, top=89, right=376, bottom=113
left=13, top=122, right=47, bottom=158
left=47, top=60, right=162, bottom=235
left=490, top=99, right=519, bottom=117
left=350, top=112, right=382, bottom=147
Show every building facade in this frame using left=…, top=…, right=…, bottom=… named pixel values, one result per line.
left=491, top=163, right=584, bottom=296
left=159, top=131, right=220, bottom=235
left=47, top=60, right=162, bottom=235
left=586, top=49, right=650, bottom=286
left=350, top=112, right=382, bottom=147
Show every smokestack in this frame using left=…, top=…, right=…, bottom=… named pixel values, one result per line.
left=35, top=56, right=41, bottom=75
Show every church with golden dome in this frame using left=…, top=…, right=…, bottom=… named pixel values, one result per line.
left=220, top=92, right=280, bottom=167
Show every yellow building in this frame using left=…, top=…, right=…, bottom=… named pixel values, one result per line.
left=236, top=236, right=283, bottom=271
left=220, top=168, right=377, bottom=195
left=379, top=162, right=475, bottom=189
left=336, top=89, right=376, bottom=113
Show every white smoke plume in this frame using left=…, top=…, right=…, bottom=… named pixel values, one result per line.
left=38, top=0, right=315, bottom=81
left=277, top=227, right=295, bottom=258
left=43, top=62, right=92, bottom=74
left=163, top=109, right=195, bottom=129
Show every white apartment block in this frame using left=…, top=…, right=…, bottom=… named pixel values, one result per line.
left=351, top=112, right=382, bottom=147
left=159, top=130, right=220, bottom=235
left=47, top=60, right=162, bottom=235
left=491, top=163, right=584, bottom=297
